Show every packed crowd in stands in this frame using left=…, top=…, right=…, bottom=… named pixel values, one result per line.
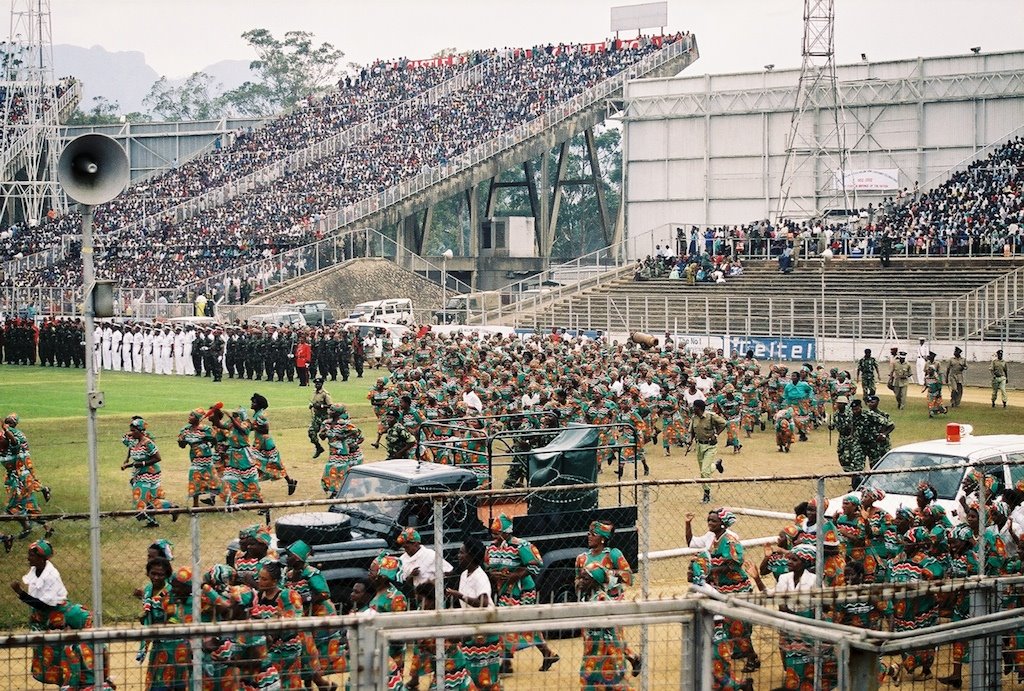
left=4, top=34, right=691, bottom=290
left=634, top=243, right=743, bottom=284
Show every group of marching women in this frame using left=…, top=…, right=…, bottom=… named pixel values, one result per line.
left=120, top=393, right=300, bottom=527
left=688, top=473, right=1024, bottom=690
left=12, top=515, right=640, bottom=690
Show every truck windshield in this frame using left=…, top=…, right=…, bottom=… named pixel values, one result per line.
left=338, top=473, right=409, bottom=519
left=864, top=452, right=966, bottom=499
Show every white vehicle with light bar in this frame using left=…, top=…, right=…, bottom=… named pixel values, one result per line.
left=829, top=425, right=1024, bottom=521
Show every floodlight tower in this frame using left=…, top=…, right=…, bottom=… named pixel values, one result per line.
left=1, top=0, right=65, bottom=227
left=776, top=0, right=851, bottom=221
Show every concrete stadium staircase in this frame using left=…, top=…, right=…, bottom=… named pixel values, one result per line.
left=508, top=258, right=1024, bottom=341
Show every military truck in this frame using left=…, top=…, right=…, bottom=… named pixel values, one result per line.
left=244, top=420, right=638, bottom=611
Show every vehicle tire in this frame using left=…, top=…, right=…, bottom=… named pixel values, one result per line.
left=275, top=512, right=352, bottom=547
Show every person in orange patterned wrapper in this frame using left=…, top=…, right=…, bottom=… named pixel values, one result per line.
left=688, top=551, right=754, bottom=691
left=485, top=513, right=560, bottom=675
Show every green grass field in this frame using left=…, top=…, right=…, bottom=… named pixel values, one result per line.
left=0, top=364, right=1021, bottom=689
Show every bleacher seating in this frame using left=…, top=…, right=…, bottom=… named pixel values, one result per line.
left=4, top=34, right=692, bottom=292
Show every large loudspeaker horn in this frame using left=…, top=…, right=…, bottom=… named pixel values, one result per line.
left=57, top=134, right=129, bottom=205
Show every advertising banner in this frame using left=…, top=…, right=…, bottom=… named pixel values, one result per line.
left=724, top=335, right=816, bottom=361
left=834, top=169, right=900, bottom=191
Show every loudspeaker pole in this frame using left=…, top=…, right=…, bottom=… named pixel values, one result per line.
left=80, top=203, right=103, bottom=634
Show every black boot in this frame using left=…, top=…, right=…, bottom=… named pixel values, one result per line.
left=701, top=489, right=711, bottom=504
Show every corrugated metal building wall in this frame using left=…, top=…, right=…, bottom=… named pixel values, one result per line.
left=623, top=50, right=1024, bottom=244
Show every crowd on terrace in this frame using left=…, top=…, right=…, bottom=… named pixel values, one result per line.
left=3, top=34, right=689, bottom=291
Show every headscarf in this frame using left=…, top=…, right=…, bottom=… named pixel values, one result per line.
left=904, top=526, right=930, bottom=545
left=590, top=520, right=614, bottom=540
left=188, top=408, right=205, bottom=422
left=861, top=487, right=886, bottom=504
left=396, top=528, right=420, bottom=546
left=807, top=497, right=829, bottom=512
left=842, top=494, right=861, bottom=508
left=151, top=539, right=174, bottom=561
left=780, top=524, right=801, bottom=549
left=204, top=564, right=235, bottom=589
left=372, top=552, right=404, bottom=584
left=239, top=524, right=260, bottom=540
left=822, top=524, right=842, bottom=548
left=253, top=525, right=273, bottom=546
left=490, top=513, right=513, bottom=534
left=952, top=523, right=975, bottom=543
left=30, top=539, right=53, bottom=558
left=282, top=540, right=310, bottom=563
left=129, top=417, right=147, bottom=432
left=917, top=481, right=937, bottom=503
left=714, top=508, right=736, bottom=528
left=172, top=567, right=193, bottom=585
left=5, top=412, right=18, bottom=425
left=330, top=403, right=349, bottom=418
left=790, top=543, right=816, bottom=564
left=895, top=506, right=915, bottom=522
left=925, top=504, right=947, bottom=521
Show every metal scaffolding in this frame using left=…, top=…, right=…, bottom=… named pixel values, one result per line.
left=777, top=0, right=852, bottom=221
left=1, top=0, right=70, bottom=227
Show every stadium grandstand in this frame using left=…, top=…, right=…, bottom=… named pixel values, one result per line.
left=1, top=33, right=693, bottom=292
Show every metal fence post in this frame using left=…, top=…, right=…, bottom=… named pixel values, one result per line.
left=692, top=609, right=715, bottom=691
left=433, top=498, right=446, bottom=691
left=640, top=483, right=651, bottom=691
left=190, top=512, right=203, bottom=690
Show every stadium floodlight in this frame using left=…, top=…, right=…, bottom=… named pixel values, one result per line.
left=764, top=64, right=774, bottom=71
left=970, top=46, right=981, bottom=54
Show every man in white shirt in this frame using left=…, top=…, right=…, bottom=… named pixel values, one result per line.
left=396, top=528, right=452, bottom=589
left=142, top=327, right=155, bottom=373
left=916, top=338, right=929, bottom=385
left=520, top=384, right=541, bottom=410
left=132, top=326, right=144, bottom=373
left=173, top=327, right=188, bottom=375
left=693, top=369, right=715, bottom=394
left=121, top=327, right=134, bottom=373
left=445, top=536, right=493, bottom=610
left=12, top=539, right=67, bottom=611
left=100, top=324, right=112, bottom=370
left=110, top=326, right=123, bottom=371
left=182, top=326, right=196, bottom=375
left=462, top=382, right=483, bottom=414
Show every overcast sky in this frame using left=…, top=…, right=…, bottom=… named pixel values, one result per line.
left=41, top=0, right=1024, bottom=78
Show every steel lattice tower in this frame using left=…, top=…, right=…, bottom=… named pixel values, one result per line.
left=776, top=0, right=851, bottom=221
left=1, top=0, right=65, bottom=227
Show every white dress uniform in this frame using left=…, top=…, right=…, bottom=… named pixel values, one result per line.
left=173, top=329, right=188, bottom=375
left=916, top=341, right=929, bottom=385
left=100, top=325, right=112, bottom=370
left=132, top=329, right=144, bottom=373
left=122, top=330, right=134, bottom=372
left=143, top=329, right=155, bottom=374
left=183, top=329, right=196, bottom=375
left=110, top=328, right=123, bottom=371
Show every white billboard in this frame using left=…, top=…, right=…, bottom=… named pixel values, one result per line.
left=611, top=2, right=668, bottom=32
left=834, top=169, right=900, bottom=191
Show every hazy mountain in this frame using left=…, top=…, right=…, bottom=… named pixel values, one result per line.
left=52, top=44, right=254, bottom=115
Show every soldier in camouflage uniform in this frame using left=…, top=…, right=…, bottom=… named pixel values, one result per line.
left=829, top=396, right=864, bottom=490
left=352, top=328, right=365, bottom=378
left=855, top=349, right=881, bottom=398
left=318, top=330, right=335, bottom=381
left=888, top=351, right=913, bottom=410
left=249, top=328, right=265, bottom=380
left=945, top=346, right=967, bottom=408
left=308, top=376, right=332, bottom=458
left=383, top=410, right=416, bottom=460
left=859, top=395, right=895, bottom=469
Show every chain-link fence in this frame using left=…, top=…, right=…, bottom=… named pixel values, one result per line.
left=3, top=455, right=1024, bottom=689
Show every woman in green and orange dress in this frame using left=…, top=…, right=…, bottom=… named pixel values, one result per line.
left=250, top=394, right=297, bottom=495
left=218, top=408, right=263, bottom=507
left=485, top=514, right=560, bottom=674
left=284, top=539, right=344, bottom=691
left=121, top=417, right=177, bottom=528
left=706, top=508, right=761, bottom=673
left=576, top=561, right=629, bottom=690
left=835, top=494, right=870, bottom=568
left=253, top=562, right=305, bottom=689
left=368, top=552, right=410, bottom=676
left=178, top=407, right=223, bottom=507
left=575, top=520, right=641, bottom=676
left=688, top=551, right=753, bottom=691
left=859, top=487, right=897, bottom=583
left=318, top=404, right=364, bottom=495
left=140, top=555, right=190, bottom=690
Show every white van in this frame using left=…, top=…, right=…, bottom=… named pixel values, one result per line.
left=248, top=310, right=308, bottom=328
left=346, top=298, right=413, bottom=324
left=829, top=427, right=1024, bottom=521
